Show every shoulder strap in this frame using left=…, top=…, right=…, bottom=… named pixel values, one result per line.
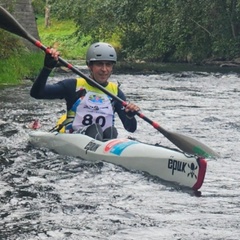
left=76, top=78, right=118, bottom=95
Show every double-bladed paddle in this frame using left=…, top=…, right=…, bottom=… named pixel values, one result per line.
left=0, top=6, right=219, bottom=158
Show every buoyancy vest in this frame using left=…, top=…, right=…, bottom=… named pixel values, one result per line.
left=58, top=78, right=118, bottom=133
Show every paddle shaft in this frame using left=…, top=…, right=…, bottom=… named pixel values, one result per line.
left=0, top=6, right=218, bottom=157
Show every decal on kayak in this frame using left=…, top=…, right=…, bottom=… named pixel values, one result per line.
left=168, top=159, right=198, bottom=178
left=187, top=163, right=198, bottom=179
left=104, top=139, right=138, bottom=155
left=84, top=141, right=101, bottom=153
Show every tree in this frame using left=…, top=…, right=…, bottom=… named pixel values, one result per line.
left=45, top=0, right=50, bottom=27
left=45, top=0, right=240, bottom=62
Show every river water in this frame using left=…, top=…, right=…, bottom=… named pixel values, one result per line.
left=0, top=70, right=240, bottom=240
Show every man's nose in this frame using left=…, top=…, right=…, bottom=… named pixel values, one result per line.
left=100, top=63, right=108, bottom=70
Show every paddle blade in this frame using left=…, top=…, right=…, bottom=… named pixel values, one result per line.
left=159, top=127, right=219, bottom=158
left=0, top=6, right=36, bottom=44
left=137, top=112, right=218, bottom=158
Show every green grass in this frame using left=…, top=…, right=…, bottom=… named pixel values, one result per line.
left=0, top=50, right=43, bottom=86
left=0, top=16, right=88, bottom=86
left=36, top=16, right=91, bottom=60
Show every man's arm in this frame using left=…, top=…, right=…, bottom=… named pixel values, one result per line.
left=115, top=88, right=137, bottom=133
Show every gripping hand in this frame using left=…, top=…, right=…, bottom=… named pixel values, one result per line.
left=44, top=48, right=59, bottom=69
left=125, top=102, right=140, bottom=119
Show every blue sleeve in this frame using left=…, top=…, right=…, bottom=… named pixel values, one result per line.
left=114, top=88, right=137, bottom=133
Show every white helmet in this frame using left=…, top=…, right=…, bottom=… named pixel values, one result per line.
left=86, top=42, right=117, bottom=65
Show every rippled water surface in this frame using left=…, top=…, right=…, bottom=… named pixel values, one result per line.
left=0, top=71, right=240, bottom=240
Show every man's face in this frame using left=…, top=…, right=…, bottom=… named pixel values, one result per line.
left=88, top=61, right=114, bottom=85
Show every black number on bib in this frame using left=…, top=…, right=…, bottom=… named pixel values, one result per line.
left=82, top=114, right=93, bottom=126
left=96, top=116, right=106, bottom=127
left=82, top=114, right=106, bottom=127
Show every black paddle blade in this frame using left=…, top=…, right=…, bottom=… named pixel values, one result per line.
left=0, top=6, right=36, bottom=44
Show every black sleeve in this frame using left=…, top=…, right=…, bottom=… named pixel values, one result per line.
left=30, top=67, right=77, bottom=110
left=114, top=88, right=137, bottom=133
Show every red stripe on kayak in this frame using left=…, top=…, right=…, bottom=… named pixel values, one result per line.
left=192, top=157, right=207, bottom=190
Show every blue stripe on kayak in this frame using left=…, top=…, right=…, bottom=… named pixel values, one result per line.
left=110, top=141, right=138, bottom=155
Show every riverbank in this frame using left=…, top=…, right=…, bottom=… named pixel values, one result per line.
left=114, top=59, right=240, bottom=74
left=1, top=50, right=240, bottom=88
left=56, top=60, right=240, bottom=76
left=36, top=15, right=240, bottom=75
left=0, top=51, right=43, bottom=87
left=2, top=15, right=239, bottom=88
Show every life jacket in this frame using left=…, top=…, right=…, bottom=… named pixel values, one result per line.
left=56, top=78, right=118, bottom=133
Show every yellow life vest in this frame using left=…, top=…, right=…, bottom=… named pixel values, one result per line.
left=56, top=78, right=118, bottom=133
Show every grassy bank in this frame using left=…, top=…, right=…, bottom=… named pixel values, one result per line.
left=0, top=16, right=87, bottom=87
left=1, top=15, right=238, bottom=87
left=0, top=50, right=44, bottom=86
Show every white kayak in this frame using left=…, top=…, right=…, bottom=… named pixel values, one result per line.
left=29, top=131, right=207, bottom=190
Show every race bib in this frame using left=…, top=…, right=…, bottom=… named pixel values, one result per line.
left=72, top=91, right=114, bottom=131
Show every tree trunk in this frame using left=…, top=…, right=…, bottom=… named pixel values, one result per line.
left=45, top=0, right=50, bottom=28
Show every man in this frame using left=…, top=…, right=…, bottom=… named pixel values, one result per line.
left=30, top=42, right=140, bottom=141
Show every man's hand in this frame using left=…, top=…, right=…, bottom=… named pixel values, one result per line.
left=125, top=102, right=140, bottom=118
left=44, top=48, right=60, bottom=69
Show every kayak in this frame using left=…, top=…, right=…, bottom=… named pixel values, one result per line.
left=29, top=131, right=207, bottom=190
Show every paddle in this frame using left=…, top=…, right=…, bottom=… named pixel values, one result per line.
left=0, top=6, right=219, bottom=158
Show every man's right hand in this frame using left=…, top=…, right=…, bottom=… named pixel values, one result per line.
left=44, top=48, right=60, bottom=69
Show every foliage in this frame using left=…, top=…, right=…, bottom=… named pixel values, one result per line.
left=36, top=15, right=90, bottom=59
left=31, top=0, right=46, bottom=15
left=29, top=0, right=240, bottom=62
left=0, top=30, right=25, bottom=59
left=0, top=2, right=26, bottom=59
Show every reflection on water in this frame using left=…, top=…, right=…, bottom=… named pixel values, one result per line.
left=0, top=72, right=240, bottom=239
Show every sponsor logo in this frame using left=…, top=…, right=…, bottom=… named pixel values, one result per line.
left=84, top=141, right=100, bottom=153
left=168, top=159, right=198, bottom=178
left=104, top=139, right=128, bottom=152
left=168, top=159, right=187, bottom=175
left=187, top=163, right=198, bottom=179
left=104, top=139, right=138, bottom=156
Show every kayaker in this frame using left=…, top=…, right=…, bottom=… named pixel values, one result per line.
left=30, top=42, right=140, bottom=141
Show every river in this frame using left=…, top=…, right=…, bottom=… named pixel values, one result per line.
left=0, top=70, right=239, bottom=240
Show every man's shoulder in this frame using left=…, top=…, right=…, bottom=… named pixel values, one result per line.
left=60, top=78, right=77, bottom=84
left=57, top=78, right=77, bottom=94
